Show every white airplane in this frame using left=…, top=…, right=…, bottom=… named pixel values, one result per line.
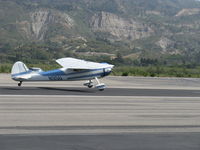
left=11, top=57, right=114, bottom=91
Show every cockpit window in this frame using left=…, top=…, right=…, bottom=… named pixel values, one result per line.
left=73, top=69, right=82, bottom=72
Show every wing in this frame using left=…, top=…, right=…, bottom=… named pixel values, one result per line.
left=56, top=57, right=114, bottom=69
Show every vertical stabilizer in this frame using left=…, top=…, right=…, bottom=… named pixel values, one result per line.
left=11, top=61, right=29, bottom=76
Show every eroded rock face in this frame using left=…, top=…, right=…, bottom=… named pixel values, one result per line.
left=30, top=10, right=49, bottom=40
left=175, top=8, right=200, bottom=17
left=17, top=9, right=74, bottom=40
left=156, top=37, right=174, bottom=53
left=90, top=11, right=154, bottom=41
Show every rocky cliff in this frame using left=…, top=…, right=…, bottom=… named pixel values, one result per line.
left=175, top=8, right=200, bottom=17
left=90, top=12, right=154, bottom=41
left=16, top=9, right=74, bottom=41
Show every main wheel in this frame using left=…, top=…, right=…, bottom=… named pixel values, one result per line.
left=96, top=83, right=105, bottom=91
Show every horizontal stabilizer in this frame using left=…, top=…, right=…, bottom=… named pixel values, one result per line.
left=13, top=74, right=31, bottom=80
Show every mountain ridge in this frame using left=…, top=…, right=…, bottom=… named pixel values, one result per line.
left=1, top=0, right=200, bottom=65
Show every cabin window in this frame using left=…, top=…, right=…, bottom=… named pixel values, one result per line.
left=73, top=69, right=82, bottom=72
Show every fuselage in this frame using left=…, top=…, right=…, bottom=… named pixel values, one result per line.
left=12, top=67, right=112, bottom=82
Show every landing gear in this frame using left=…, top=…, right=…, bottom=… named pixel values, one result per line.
left=84, top=80, right=93, bottom=88
left=95, top=77, right=105, bottom=91
left=18, top=81, right=22, bottom=87
left=84, top=78, right=106, bottom=91
left=88, top=84, right=93, bottom=88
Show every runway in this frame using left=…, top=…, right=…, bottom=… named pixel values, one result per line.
left=1, top=86, right=200, bottom=96
left=1, top=74, right=200, bottom=149
left=1, top=133, right=200, bottom=150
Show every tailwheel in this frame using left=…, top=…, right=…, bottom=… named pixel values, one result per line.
left=18, top=81, right=22, bottom=87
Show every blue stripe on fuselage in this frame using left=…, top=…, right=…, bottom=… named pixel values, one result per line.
left=40, top=68, right=103, bottom=76
left=12, top=70, right=33, bottom=78
left=67, top=70, right=112, bottom=80
left=39, top=69, right=66, bottom=76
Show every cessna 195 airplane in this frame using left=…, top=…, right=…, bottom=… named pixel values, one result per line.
left=11, top=57, right=114, bottom=91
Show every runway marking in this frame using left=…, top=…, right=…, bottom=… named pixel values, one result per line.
left=1, top=95, right=200, bottom=99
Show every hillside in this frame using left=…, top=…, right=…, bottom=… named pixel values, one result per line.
left=1, top=0, right=200, bottom=66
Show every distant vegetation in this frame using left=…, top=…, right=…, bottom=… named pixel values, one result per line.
left=112, top=66, right=200, bottom=78
left=2, top=54, right=200, bottom=78
left=0, top=64, right=12, bottom=73
left=1, top=42, right=200, bottom=78
left=2, top=63, right=200, bottom=78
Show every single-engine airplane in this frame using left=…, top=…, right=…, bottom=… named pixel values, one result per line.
left=11, top=57, right=114, bottom=91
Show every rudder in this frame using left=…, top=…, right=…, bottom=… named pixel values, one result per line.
left=11, top=61, right=29, bottom=76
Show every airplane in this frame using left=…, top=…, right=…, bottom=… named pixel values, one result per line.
left=11, top=57, right=114, bottom=91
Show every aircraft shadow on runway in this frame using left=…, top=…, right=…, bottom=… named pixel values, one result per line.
left=2, top=87, right=96, bottom=94
left=3, top=87, right=24, bottom=91
left=38, top=87, right=95, bottom=93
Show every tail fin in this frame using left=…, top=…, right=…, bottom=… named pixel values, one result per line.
left=11, top=61, right=29, bottom=76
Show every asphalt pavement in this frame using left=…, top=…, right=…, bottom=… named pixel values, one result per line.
left=1, top=74, right=200, bottom=150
